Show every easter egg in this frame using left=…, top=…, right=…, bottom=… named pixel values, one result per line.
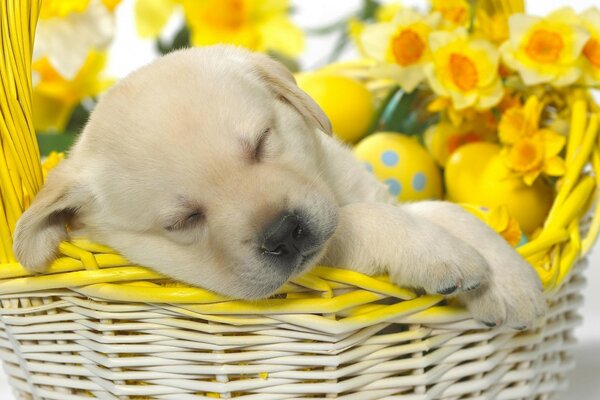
left=354, top=132, right=442, bottom=201
left=445, top=142, right=553, bottom=233
left=296, top=73, right=374, bottom=144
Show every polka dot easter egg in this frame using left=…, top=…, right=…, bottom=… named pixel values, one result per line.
left=354, top=132, right=442, bottom=201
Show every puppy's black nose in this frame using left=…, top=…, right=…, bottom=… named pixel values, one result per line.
left=261, top=213, right=306, bottom=258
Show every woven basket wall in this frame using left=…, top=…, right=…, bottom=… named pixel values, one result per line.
left=0, top=1, right=599, bottom=399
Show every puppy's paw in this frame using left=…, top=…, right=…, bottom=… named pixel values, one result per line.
left=458, top=249, right=545, bottom=330
left=390, top=224, right=491, bottom=296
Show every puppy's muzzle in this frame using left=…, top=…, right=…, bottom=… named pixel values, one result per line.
left=260, top=212, right=320, bottom=268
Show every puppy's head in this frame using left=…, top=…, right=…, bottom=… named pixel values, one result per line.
left=14, top=46, right=339, bottom=298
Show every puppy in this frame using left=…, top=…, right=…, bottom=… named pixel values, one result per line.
left=14, top=46, right=544, bottom=329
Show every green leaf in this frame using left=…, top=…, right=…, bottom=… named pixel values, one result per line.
left=36, top=133, right=78, bottom=157
left=157, top=25, right=191, bottom=55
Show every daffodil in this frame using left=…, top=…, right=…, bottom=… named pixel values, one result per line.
left=473, top=0, right=524, bottom=44
left=424, top=114, right=496, bottom=166
left=500, top=7, right=589, bottom=87
left=33, top=51, right=114, bottom=132
left=577, top=8, right=600, bottom=85
left=376, top=3, right=403, bottom=23
left=462, top=204, right=524, bottom=247
left=35, top=0, right=119, bottom=79
left=359, top=9, right=441, bottom=92
left=499, top=96, right=566, bottom=185
left=430, top=0, right=470, bottom=27
left=134, top=0, right=304, bottom=57
left=424, top=28, right=503, bottom=110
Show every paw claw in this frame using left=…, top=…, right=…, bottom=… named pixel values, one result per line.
left=513, top=325, right=527, bottom=331
left=438, top=285, right=459, bottom=295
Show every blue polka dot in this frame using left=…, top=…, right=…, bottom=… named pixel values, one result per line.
left=381, top=150, right=399, bottom=167
left=412, top=172, right=427, bottom=192
left=384, top=178, right=402, bottom=197
left=364, top=162, right=373, bottom=173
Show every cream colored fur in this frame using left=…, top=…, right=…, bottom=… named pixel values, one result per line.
left=13, top=46, right=544, bottom=329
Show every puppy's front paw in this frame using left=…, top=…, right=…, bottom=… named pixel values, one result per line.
left=458, top=250, right=545, bottom=330
left=391, top=224, right=491, bottom=296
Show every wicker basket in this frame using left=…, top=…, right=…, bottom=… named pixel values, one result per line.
left=1, top=2, right=599, bottom=399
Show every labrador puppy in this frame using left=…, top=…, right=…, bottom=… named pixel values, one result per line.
left=14, top=46, right=544, bottom=329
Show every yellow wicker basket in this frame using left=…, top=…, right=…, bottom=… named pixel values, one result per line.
left=1, top=2, right=599, bottom=399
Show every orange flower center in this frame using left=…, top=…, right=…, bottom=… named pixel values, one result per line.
left=391, top=29, right=426, bottom=66
left=447, top=132, right=483, bottom=154
left=583, top=38, right=600, bottom=68
left=525, top=29, right=564, bottom=63
left=509, top=138, right=543, bottom=172
left=203, top=0, right=245, bottom=30
left=449, top=53, right=478, bottom=92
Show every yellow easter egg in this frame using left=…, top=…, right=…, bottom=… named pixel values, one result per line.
left=445, top=142, right=553, bottom=233
left=354, top=132, right=442, bottom=201
left=296, top=73, right=374, bottom=144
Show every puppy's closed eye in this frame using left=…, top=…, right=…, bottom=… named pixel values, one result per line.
left=165, top=209, right=205, bottom=231
left=249, top=128, right=271, bottom=163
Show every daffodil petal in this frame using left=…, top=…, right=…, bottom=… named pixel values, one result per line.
left=360, top=23, right=395, bottom=62
left=371, top=63, right=425, bottom=93
left=259, top=15, right=305, bottom=57
left=540, top=129, right=566, bottom=156
left=543, top=156, right=567, bottom=176
left=524, top=170, right=540, bottom=186
left=134, top=0, right=176, bottom=38
left=475, top=78, right=503, bottom=110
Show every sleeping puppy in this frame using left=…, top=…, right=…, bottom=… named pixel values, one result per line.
left=13, top=46, right=544, bottom=329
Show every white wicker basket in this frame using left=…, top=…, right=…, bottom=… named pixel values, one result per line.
left=0, top=260, right=586, bottom=399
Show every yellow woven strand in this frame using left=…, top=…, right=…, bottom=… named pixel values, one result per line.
left=0, top=200, right=13, bottom=263
left=582, top=147, right=600, bottom=254
left=0, top=266, right=164, bottom=295
left=556, top=219, right=581, bottom=289
left=0, top=6, right=37, bottom=194
left=311, top=266, right=416, bottom=300
left=7, top=0, right=41, bottom=185
left=0, top=0, right=42, bottom=262
left=566, top=99, right=587, bottom=163
left=545, top=175, right=595, bottom=232
left=549, top=113, right=598, bottom=216
left=518, top=229, right=569, bottom=258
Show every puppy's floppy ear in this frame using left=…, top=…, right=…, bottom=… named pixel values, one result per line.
left=245, top=52, right=332, bottom=136
left=13, top=160, right=91, bottom=273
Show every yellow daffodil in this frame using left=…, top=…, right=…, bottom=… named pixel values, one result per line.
left=428, top=95, right=499, bottom=127
left=35, top=0, right=119, bottom=79
left=474, top=0, right=524, bottom=44
left=424, top=28, right=503, bottom=110
left=462, top=204, right=524, bottom=247
left=135, top=0, right=304, bottom=57
left=359, top=9, right=441, bottom=92
left=33, top=51, right=114, bottom=132
left=424, top=114, right=496, bottom=166
left=499, top=96, right=566, bottom=185
left=578, top=8, right=600, bottom=85
left=500, top=7, right=589, bottom=87
left=430, top=0, right=470, bottom=27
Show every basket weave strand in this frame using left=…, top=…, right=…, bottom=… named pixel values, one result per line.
left=0, top=0, right=42, bottom=264
left=0, top=0, right=598, bottom=398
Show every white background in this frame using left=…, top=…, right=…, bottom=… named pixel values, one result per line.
left=1, top=0, right=598, bottom=398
